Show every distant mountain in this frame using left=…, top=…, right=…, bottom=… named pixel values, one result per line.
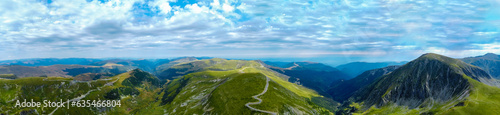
left=264, top=61, right=350, bottom=95
left=154, top=57, right=199, bottom=76
left=336, top=61, right=407, bottom=78
left=263, top=61, right=297, bottom=68
left=122, top=69, right=162, bottom=89
left=0, top=64, right=132, bottom=78
left=462, top=53, right=500, bottom=79
left=328, top=65, right=399, bottom=102
left=339, top=53, right=500, bottom=114
left=73, top=73, right=115, bottom=81
left=155, top=57, right=211, bottom=80
left=0, top=58, right=102, bottom=66
left=0, top=57, right=211, bottom=78
left=90, top=59, right=159, bottom=73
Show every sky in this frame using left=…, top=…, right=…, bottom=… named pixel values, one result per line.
left=1, top=0, right=500, bottom=65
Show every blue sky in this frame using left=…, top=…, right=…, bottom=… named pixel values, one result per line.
left=1, top=0, right=500, bottom=65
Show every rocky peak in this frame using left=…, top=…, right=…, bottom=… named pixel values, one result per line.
left=352, top=53, right=492, bottom=109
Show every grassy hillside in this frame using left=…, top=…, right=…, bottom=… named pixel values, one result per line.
left=0, top=68, right=165, bottom=115
left=441, top=75, right=500, bottom=114
left=351, top=74, right=500, bottom=115
left=54, top=69, right=164, bottom=114
left=0, top=74, right=17, bottom=79
left=158, top=59, right=334, bottom=114
left=0, top=77, right=110, bottom=114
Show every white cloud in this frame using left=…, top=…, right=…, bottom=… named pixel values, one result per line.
left=222, top=3, right=234, bottom=12
left=150, top=0, right=173, bottom=15
left=0, top=0, right=499, bottom=61
left=474, top=32, right=498, bottom=36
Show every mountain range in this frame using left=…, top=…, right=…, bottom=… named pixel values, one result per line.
left=462, top=53, right=500, bottom=80
left=336, top=61, right=407, bottom=78
left=328, top=65, right=400, bottom=102
left=1, top=53, right=500, bottom=114
left=0, top=57, right=210, bottom=79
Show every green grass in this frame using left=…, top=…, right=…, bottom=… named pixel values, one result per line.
left=0, top=69, right=166, bottom=115
left=159, top=70, right=237, bottom=114
left=81, top=70, right=165, bottom=115
left=358, top=104, right=421, bottom=115
left=0, top=77, right=109, bottom=114
left=242, top=66, right=320, bottom=98
left=0, top=74, right=17, bottom=79
left=349, top=74, right=500, bottom=115
left=252, top=77, right=332, bottom=114
left=165, top=58, right=321, bottom=99
left=440, top=75, right=500, bottom=114
left=207, top=73, right=266, bottom=114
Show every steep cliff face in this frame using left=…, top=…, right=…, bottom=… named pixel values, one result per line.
left=352, top=53, right=494, bottom=109
left=328, top=65, right=399, bottom=102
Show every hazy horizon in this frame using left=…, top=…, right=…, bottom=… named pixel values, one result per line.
left=0, top=52, right=492, bottom=67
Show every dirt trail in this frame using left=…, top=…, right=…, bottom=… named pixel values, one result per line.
left=284, top=62, right=299, bottom=70
left=244, top=76, right=277, bottom=115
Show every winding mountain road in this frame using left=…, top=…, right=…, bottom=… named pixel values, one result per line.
left=284, top=62, right=299, bottom=70
left=241, top=66, right=277, bottom=115
left=239, top=67, right=249, bottom=73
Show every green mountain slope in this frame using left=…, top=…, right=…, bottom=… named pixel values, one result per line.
left=158, top=59, right=336, bottom=114
left=0, top=69, right=164, bottom=115
left=338, top=53, right=500, bottom=115
left=0, top=77, right=111, bottom=114
left=76, top=69, right=164, bottom=114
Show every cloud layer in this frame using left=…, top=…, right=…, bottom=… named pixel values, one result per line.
left=1, top=0, right=500, bottom=62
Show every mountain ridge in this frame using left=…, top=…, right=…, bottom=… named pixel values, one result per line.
left=336, top=61, right=407, bottom=78
left=328, top=65, right=400, bottom=102
left=339, top=53, right=500, bottom=115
